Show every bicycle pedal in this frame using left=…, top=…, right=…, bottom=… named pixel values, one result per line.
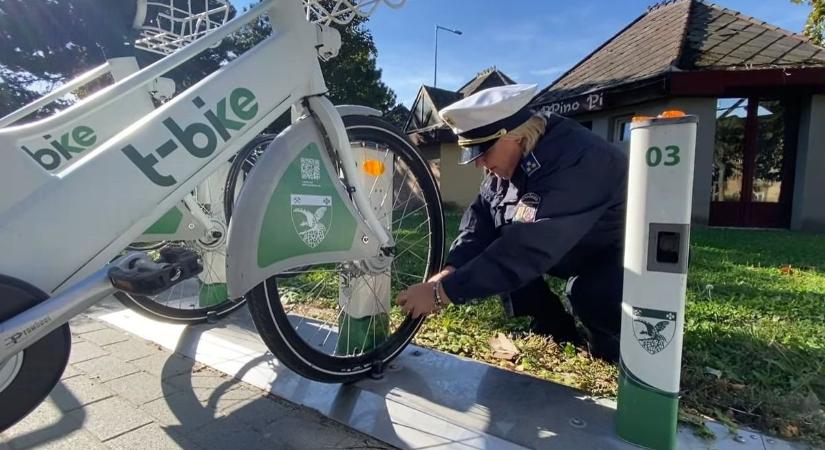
left=109, top=248, right=203, bottom=296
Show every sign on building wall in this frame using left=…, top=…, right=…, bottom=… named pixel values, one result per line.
left=534, top=92, right=604, bottom=116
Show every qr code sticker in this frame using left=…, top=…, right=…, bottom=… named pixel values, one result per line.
left=300, top=158, right=320, bottom=181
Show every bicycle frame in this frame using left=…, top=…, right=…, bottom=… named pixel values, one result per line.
left=0, top=0, right=394, bottom=360
left=1, top=55, right=229, bottom=246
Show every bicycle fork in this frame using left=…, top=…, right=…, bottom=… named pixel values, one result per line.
left=305, top=95, right=394, bottom=249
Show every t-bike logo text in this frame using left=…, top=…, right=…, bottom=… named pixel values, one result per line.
left=122, top=87, right=259, bottom=186
left=22, top=126, right=98, bottom=171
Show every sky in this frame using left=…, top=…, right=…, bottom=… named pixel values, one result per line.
left=237, top=0, right=811, bottom=108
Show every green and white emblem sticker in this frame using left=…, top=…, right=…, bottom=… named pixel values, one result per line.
left=257, top=143, right=357, bottom=268
left=632, top=307, right=677, bottom=355
left=291, top=194, right=332, bottom=248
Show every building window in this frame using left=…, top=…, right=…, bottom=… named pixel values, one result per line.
left=611, top=115, right=634, bottom=143
left=712, top=98, right=747, bottom=202
left=712, top=98, right=786, bottom=203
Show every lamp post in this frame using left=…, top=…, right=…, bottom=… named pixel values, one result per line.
left=434, top=25, right=462, bottom=87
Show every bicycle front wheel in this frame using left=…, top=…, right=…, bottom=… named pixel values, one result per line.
left=247, top=114, right=444, bottom=383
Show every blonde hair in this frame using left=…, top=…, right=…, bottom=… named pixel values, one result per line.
left=507, top=114, right=547, bottom=156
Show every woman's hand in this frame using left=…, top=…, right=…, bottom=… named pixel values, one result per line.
left=396, top=280, right=452, bottom=318
left=396, top=282, right=437, bottom=318
left=397, top=266, right=455, bottom=318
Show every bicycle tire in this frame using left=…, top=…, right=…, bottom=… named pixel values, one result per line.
left=246, top=114, right=444, bottom=383
left=0, top=275, right=71, bottom=432
left=224, top=134, right=276, bottom=223
left=114, top=135, right=274, bottom=324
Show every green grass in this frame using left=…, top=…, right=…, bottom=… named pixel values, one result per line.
left=415, top=212, right=825, bottom=445
left=681, top=228, right=825, bottom=443
left=275, top=209, right=825, bottom=444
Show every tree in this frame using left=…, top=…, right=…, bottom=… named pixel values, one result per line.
left=0, top=0, right=399, bottom=126
left=226, top=2, right=396, bottom=113
left=0, top=0, right=138, bottom=118
left=384, top=103, right=411, bottom=129
left=319, top=17, right=397, bottom=112
left=197, top=1, right=399, bottom=133
left=791, top=0, right=825, bottom=45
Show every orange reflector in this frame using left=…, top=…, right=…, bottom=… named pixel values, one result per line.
left=632, top=115, right=654, bottom=123
left=659, top=110, right=686, bottom=118
left=363, top=159, right=385, bottom=176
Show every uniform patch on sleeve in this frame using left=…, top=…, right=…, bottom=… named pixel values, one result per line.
left=513, top=192, right=541, bottom=223
left=520, top=153, right=542, bottom=176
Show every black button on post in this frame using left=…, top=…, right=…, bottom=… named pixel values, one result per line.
left=656, top=232, right=680, bottom=264
left=647, top=223, right=689, bottom=274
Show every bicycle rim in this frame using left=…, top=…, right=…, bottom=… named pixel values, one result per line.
left=247, top=115, right=444, bottom=382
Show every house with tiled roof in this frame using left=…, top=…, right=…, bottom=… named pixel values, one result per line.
left=405, top=67, right=516, bottom=207
left=531, top=0, right=825, bottom=230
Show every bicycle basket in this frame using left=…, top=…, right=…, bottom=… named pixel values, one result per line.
left=302, top=0, right=405, bottom=25
left=133, top=0, right=232, bottom=55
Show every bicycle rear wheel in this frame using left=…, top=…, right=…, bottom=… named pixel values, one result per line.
left=115, top=136, right=274, bottom=324
left=247, top=114, right=444, bottom=383
left=0, top=275, right=71, bottom=432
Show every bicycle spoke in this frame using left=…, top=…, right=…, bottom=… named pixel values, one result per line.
left=394, top=220, right=431, bottom=248
left=292, top=275, right=333, bottom=332
left=392, top=270, right=425, bottom=281
left=392, top=200, right=416, bottom=244
left=391, top=169, right=410, bottom=210
left=391, top=203, right=427, bottom=227
left=393, top=235, right=431, bottom=262
left=329, top=280, right=358, bottom=354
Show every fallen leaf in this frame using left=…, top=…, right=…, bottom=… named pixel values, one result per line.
left=489, top=332, right=520, bottom=361
left=779, top=423, right=799, bottom=438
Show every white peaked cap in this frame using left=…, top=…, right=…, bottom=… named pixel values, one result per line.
left=439, top=84, right=538, bottom=135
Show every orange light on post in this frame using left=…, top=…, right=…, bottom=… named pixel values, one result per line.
left=363, top=159, right=386, bottom=176
left=659, top=110, right=686, bottom=119
left=632, top=115, right=654, bottom=123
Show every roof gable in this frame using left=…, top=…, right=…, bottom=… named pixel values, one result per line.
left=405, top=68, right=517, bottom=135
left=404, top=86, right=461, bottom=134
left=533, top=0, right=825, bottom=106
left=457, top=67, right=517, bottom=97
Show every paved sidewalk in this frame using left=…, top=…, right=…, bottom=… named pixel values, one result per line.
left=0, top=315, right=396, bottom=450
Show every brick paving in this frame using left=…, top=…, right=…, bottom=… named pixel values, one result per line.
left=1, top=316, right=396, bottom=450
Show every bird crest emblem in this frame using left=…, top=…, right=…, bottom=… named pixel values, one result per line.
left=632, top=307, right=677, bottom=355
left=290, top=195, right=333, bottom=248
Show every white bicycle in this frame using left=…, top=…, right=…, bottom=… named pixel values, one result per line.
left=0, top=0, right=444, bottom=431
left=0, top=3, right=264, bottom=325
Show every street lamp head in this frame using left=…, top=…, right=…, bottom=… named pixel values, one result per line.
left=436, top=25, right=463, bottom=35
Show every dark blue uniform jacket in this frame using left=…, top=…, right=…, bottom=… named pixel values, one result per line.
left=441, top=113, right=628, bottom=303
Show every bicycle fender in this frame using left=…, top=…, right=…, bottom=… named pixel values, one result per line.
left=225, top=117, right=380, bottom=299
left=334, top=105, right=381, bottom=117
